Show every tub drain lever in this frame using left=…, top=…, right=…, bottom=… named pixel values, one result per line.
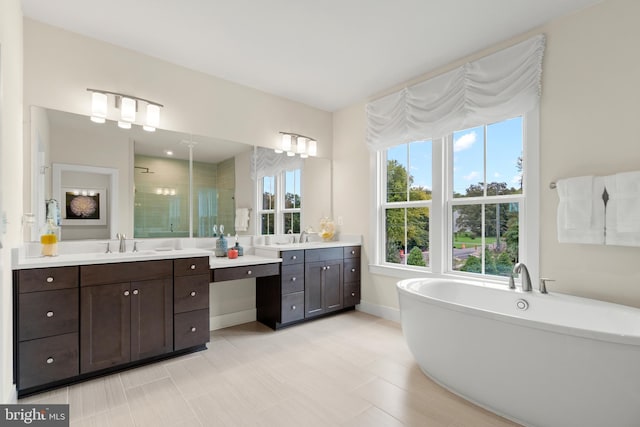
left=539, top=278, right=555, bottom=294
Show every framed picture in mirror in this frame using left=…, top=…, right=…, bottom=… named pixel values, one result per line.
left=61, top=187, right=107, bottom=225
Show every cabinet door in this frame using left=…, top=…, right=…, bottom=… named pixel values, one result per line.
left=324, top=260, right=343, bottom=312
left=304, top=261, right=325, bottom=318
left=130, top=278, right=173, bottom=361
left=81, top=282, right=130, bottom=373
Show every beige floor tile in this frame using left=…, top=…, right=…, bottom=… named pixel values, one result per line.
left=68, top=375, right=127, bottom=420
left=220, top=364, right=296, bottom=412
left=119, top=362, right=169, bottom=389
left=125, top=377, right=197, bottom=427
left=164, top=353, right=227, bottom=400
left=257, top=397, right=329, bottom=427
left=187, top=382, right=261, bottom=426
left=341, top=406, right=404, bottom=427
left=18, top=387, right=68, bottom=404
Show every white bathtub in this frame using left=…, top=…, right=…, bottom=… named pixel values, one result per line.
left=397, top=278, right=640, bottom=427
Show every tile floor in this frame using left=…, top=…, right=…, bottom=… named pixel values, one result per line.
left=19, top=311, right=519, bottom=426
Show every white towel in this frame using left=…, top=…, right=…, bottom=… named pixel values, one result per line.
left=235, top=208, right=250, bottom=232
left=605, top=172, right=640, bottom=246
left=556, top=176, right=605, bottom=244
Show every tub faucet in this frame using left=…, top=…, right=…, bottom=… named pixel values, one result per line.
left=117, top=233, right=126, bottom=253
left=299, top=229, right=308, bottom=244
left=513, top=262, right=532, bottom=292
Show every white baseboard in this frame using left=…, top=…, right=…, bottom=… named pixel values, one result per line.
left=209, top=309, right=256, bottom=331
left=357, top=300, right=401, bottom=323
left=3, top=384, right=17, bottom=404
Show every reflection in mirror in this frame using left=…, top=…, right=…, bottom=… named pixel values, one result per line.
left=30, top=106, right=254, bottom=240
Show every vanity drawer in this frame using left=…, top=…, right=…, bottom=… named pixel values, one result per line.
left=174, top=309, right=210, bottom=351
left=19, top=289, right=78, bottom=341
left=344, top=282, right=361, bottom=307
left=344, top=246, right=361, bottom=259
left=281, top=264, right=304, bottom=294
left=19, top=332, right=79, bottom=390
left=18, top=266, right=78, bottom=293
left=305, top=247, right=343, bottom=263
left=281, top=250, right=304, bottom=266
left=344, top=260, right=361, bottom=283
left=213, top=263, right=279, bottom=282
left=81, top=260, right=172, bottom=286
left=174, top=257, right=210, bottom=277
left=281, top=292, right=304, bottom=324
left=174, top=274, right=209, bottom=314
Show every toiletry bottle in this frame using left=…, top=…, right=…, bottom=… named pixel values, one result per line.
left=234, top=233, right=244, bottom=256
left=215, top=233, right=228, bottom=257
left=40, top=219, right=58, bottom=257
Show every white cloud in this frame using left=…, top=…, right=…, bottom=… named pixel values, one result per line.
left=512, top=174, right=522, bottom=184
left=494, top=172, right=501, bottom=178
left=463, top=171, right=479, bottom=181
left=454, top=131, right=477, bottom=152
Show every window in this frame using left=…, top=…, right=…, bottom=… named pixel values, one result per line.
left=376, top=114, right=536, bottom=280
left=258, top=169, right=302, bottom=235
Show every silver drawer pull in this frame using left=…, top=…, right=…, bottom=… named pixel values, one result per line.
left=190, top=291, right=197, bottom=297
left=46, top=277, right=54, bottom=283
left=351, top=268, right=356, bottom=272
left=291, top=277, right=296, bottom=282
left=46, top=311, right=54, bottom=318
left=124, top=290, right=130, bottom=296
left=292, top=305, right=296, bottom=310
left=46, top=357, right=54, bottom=364
left=247, top=270, right=252, bottom=275
left=351, top=250, right=355, bottom=255
left=292, top=255, right=297, bottom=260
left=190, top=264, right=196, bottom=270
left=133, top=289, right=139, bottom=295
left=190, top=327, right=197, bottom=332
left=326, top=265, right=331, bottom=270
left=351, top=292, right=356, bottom=297
left=322, top=266, right=326, bottom=271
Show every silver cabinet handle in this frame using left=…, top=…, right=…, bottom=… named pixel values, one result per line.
left=351, top=268, right=356, bottom=272
left=291, top=277, right=296, bottom=282
left=190, top=327, right=197, bottom=332
left=322, top=266, right=326, bottom=271
left=190, top=264, right=196, bottom=270
left=124, top=290, right=130, bottom=296
left=133, top=289, right=139, bottom=295
left=326, top=265, right=331, bottom=270
left=190, top=291, right=197, bottom=297
left=46, top=311, right=54, bottom=318
left=351, top=292, right=356, bottom=297
left=247, top=270, right=252, bottom=275
left=46, top=357, right=54, bottom=364
left=292, top=255, right=297, bottom=260
left=46, top=277, right=54, bottom=283
left=292, top=305, right=296, bottom=310
left=351, top=250, right=356, bottom=255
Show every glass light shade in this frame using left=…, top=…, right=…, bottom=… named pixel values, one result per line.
left=117, top=120, right=132, bottom=129
left=146, top=104, right=160, bottom=127
left=281, top=134, right=292, bottom=152
left=91, top=92, right=108, bottom=123
left=120, top=97, right=136, bottom=123
left=297, top=137, right=307, bottom=154
left=142, top=125, right=156, bottom=132
left=308, top=139, right=317, bottom=156
left=286, top=151, right=295, bottom=157
left=300, top=153, right=309, bottom=159
left=274, top=148, right=284, bottom=154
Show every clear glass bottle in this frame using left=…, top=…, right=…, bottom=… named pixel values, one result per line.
left=40, top=220, right=59, bottom=257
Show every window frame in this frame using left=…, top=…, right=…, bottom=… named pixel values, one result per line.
left=370, top=109, right=539, bottom=285
left=257, top=168, right=302, bottom=235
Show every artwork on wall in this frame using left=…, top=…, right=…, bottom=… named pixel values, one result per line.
left=61, top=187, right=107, bottom=225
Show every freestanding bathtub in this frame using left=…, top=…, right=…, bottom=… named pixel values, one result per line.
left=397, top=278, right=640, bottom=427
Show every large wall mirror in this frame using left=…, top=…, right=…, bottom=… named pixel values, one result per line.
left=29, top=106, right=332, bottom=241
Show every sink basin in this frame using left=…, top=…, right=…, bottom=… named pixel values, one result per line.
left=94, top=250, right=157, bottom=258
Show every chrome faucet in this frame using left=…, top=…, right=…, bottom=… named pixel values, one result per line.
left=299, top=229, right=309, bottom=244
left=513, top=262, right=532, bottom=292
left=117, top=233, right=126, bottom=253
left=288, top=229, right=295, bottom=243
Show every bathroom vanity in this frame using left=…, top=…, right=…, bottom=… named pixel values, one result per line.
left=12, top=240, right=361, bottom=396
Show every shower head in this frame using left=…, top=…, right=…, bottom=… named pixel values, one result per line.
left=135, top=166, right=154, bottom=174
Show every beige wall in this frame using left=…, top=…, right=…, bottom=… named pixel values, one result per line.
left=0, top=0, right=23, bottom=403
left=333, top=0, right=640, bottom=315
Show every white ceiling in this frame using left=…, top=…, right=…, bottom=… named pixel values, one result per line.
left=22, top=0, right=602, bottom=112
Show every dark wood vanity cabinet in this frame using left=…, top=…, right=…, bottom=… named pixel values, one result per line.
left=15, top=266, right=79, bottom=390
left=173, top=257, right=210, bottom=351
left=257, top=246, right=361, bottom=330
left=80, top=260, right=173, bottom=373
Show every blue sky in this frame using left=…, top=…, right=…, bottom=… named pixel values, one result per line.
left=388, top=116, right=523, bottom=195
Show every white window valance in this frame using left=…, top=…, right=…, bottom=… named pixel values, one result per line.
left=251, top=146, right=304, bottom=180
left=366, top=34, right=545, bottom=151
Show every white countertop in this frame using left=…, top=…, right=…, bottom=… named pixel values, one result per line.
left=12, top=248, right=281, bottom=270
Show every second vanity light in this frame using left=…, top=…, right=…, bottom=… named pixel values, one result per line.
left=275, top=132, right=317, bottom=158
left=87, top=88, right=163, bottom=132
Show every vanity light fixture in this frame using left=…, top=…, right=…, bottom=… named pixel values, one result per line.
left=277, top=132, right=317, bottom=158
left=87, top=88, right=163, bottom=132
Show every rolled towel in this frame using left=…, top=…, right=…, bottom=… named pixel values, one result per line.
left=235, top=208, right=250, bottom=232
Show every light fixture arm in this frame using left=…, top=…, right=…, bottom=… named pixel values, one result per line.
left=87, top=88, right=163, bottom=107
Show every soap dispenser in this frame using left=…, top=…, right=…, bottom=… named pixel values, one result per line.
left=234, top=234, right=244, bottom=256
left=215, top=225, right=228, bottom=257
